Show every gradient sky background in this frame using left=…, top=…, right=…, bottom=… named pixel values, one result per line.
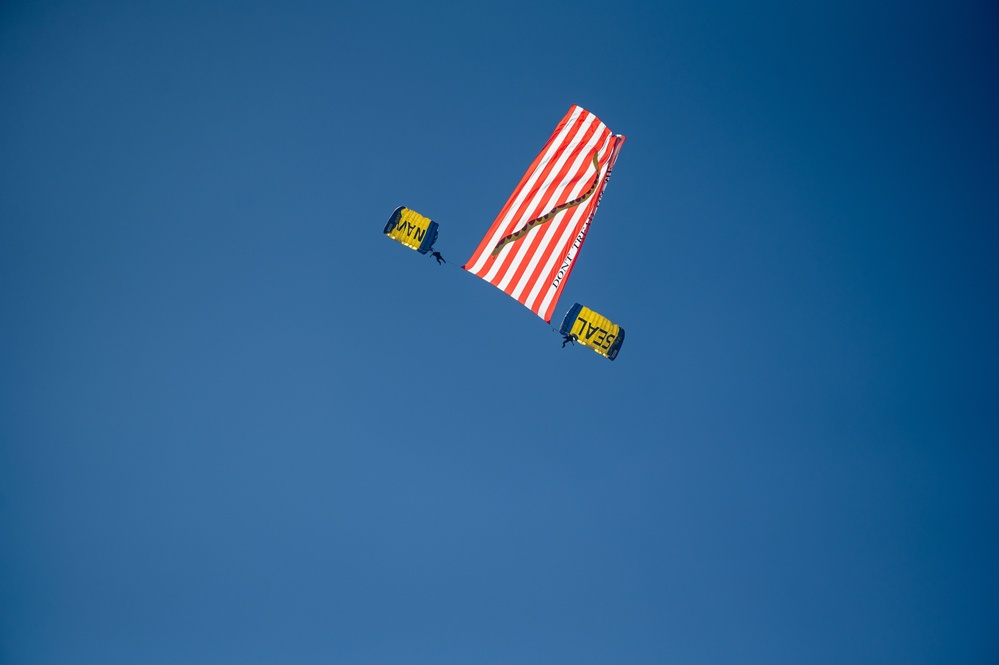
left=2, top=1, right=998, bottom=663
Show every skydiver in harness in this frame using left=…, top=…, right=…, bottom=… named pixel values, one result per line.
left=561, top=333, right=576, bottom=348
left=429, top=249, right=446, bottom=265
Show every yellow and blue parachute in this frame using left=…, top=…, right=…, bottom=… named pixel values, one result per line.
left=558, top=303, right=625, bottom=361
left=384, top=206, right=439, bottom=254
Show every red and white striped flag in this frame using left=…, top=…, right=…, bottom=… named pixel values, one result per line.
left=463, top=105, right=625, bottom=323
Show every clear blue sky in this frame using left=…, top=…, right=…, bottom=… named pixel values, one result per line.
left=2, top=1, right=998, bottom=663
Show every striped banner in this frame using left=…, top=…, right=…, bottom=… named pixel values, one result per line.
left=463, top=106, right=625, bottom=323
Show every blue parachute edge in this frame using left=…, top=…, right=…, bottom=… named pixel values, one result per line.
left=417, top=221, right=439, bottom=255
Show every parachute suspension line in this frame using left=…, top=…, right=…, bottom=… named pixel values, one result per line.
left=490, top=151, right=601, bottom=257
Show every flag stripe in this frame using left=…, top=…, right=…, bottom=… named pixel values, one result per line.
left=464, top=106, right=625, bottom=322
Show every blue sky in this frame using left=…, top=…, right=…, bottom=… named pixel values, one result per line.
left=2, top=1, right=998, bottom=663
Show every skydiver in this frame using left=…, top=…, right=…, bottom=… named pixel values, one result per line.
left=430, top=249, right=446, bottom=265
left=561, top=333, right=576, bottom=348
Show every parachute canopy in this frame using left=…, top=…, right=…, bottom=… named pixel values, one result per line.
left=559, top=303, right=625, bottom=361
left=384, top=206, right=439, bottom=254
left=463, top=105, right=625, bottom=322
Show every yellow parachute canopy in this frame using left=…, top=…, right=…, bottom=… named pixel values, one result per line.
left=558, top=303, right=625, bottom=360
left=384, top=206, right=439, bottom=254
